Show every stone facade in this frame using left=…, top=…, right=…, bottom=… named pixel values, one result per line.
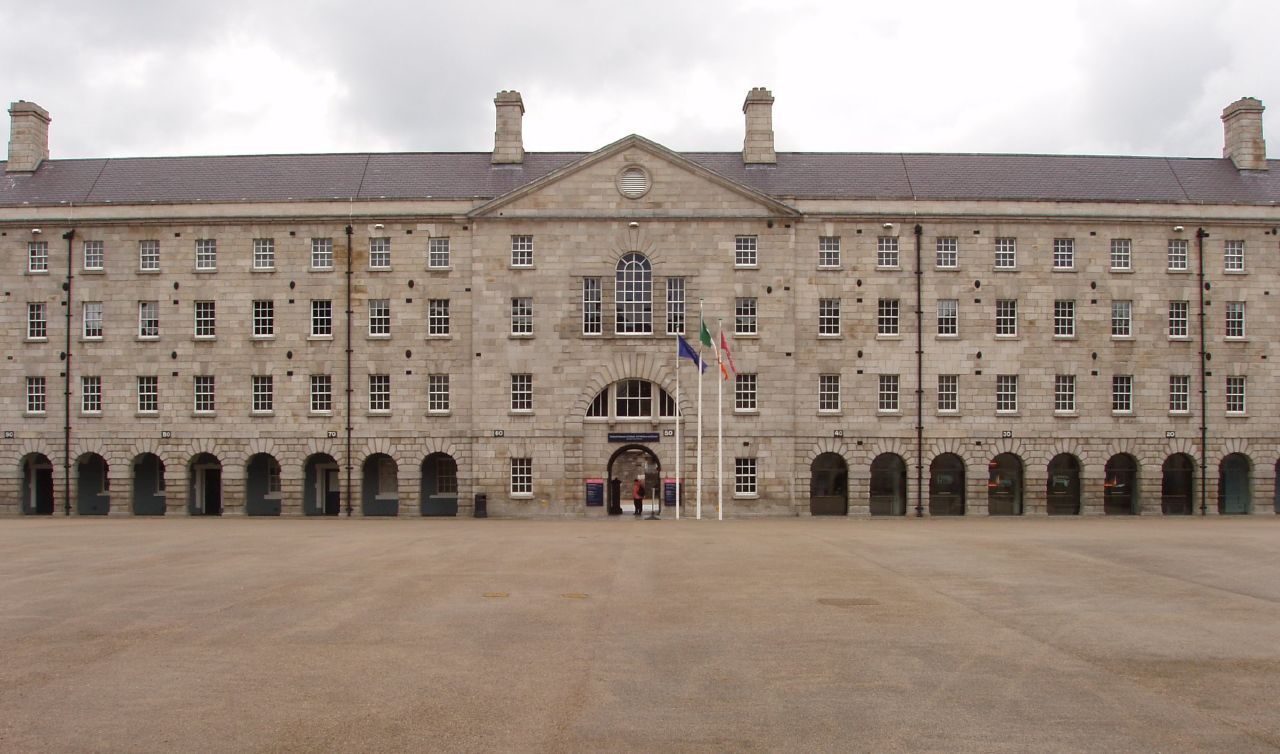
left=1, top=91, right=1278, bottom=518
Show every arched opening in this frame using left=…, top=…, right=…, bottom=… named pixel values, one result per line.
left=1161, top=454, right=1195, bottom=515
left=585, top=380, right=677, bottom=422
left=929, top=454, right=966, bottom=516
left=75, top=453, right=110, bottom=516
left=810, top=453, right=848, bottom=516
left=132, top=453, right=166, bottom=516
left=869, top=453, right=907, bottom=516
left=188, top=453, right=223, bottom=516
left=988, top=453, right=1023, bottom=516
left=245, top=453, right=282, bottom=517
left=1046, top=454, right=1081, bottom=515
left=1218, top=453, right=1251, bottom=515
left=1103, top=454, right=1138, bottom=515
left=607, top=444, right=660, bottom=516
left=362, top=454, right=399, bottom=516
left=303, top=453, right=340, bottom=516
left=614, top=252, right=652, bottom=335
left=20, top=453, right=55, bottom=516
left=421, top=453, right=459, bottom=516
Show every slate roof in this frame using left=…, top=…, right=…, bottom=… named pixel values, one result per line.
left=2, top=150, right=1278, bottom=208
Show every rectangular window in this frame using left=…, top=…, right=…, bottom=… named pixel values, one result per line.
left=996, top=299, right=1018, bottom=336
left=310, top=374, right=332, bottom=413
left=1109, top=239, right=1131, bottom=270
left=1052, top=238, right=1074, bottom=270
left=878, top=374, right=899, bottom=412
left=735, top=235, right=757, bottom=267
left=877, top=236, right=899, bottom=268
left=510, top=457, right=533, bottom=495
left=1111, top=300, right=1132, bottom=337
left=1224, top=240, right=1244, bottom=272
left=27, top=302, right=47, bottom=339
left=27, top=376, right=46, bottom=413
left=510, top=373, right=532, bottom=411
left=1169, top=301, right=1189, bottom=338
left=252, top=300, right=274, bottom=337
left=311, top=237, right=333, bottom=269
left=734, top=458, right=757, bottom=496
left=369, top=237, right=391, bottom=269
left=194, top=375, right=215, bottom=413
left=937, top=299, right=958, bottom=336
left=735, top=373, right=757, bottom=412
left=935, top=237, right=958, bottom=269
left=195, top=239, right=217, bottom=270
left=139, top=240, right=160, bottom=271
left=1112, top=375, right=1133, bottom=413
left=877, top=298, right=899, bottom=336
left=1053, top=300, right=1075, bottom=337
left=937, top=374, right=958, bottom=413
left=511, top=297, right=533, bottom=336
left=83, top=302, right=103, bottom=339
left=818, top=298, right=841, bottom=336
left=369, top=374, right=391, bottom=412
left=138, top=301, right=159, bottom=338
left=510, top=235, right=533, bottom=267
left=428, top=299, right=450, bottom=336
left=137, top=376, right=158, bottom=413
left=1226, top=376, right=1246, bottom=414
left=83, top=240, right=104, bottom=271
left=1054, top=374, right=1076, bottom=413
left=615, top=380, right=652, bottom=418
left=28, top=241, right=49, bottom=272
left=994, top=237, right=1016, bottom=269
left=252, top=375, right=273, bottom=413
left=582, top=278, right=602, bottom=335
left=252, top=238, right=275, bottom=270
left=819, top=374, right=841, bottom=412
left=996, top=375, right=1018, bottom=413
left=81, top=376, right=102, bottom=413
left=428, top=237, right=450, bottom=268
left=369, top=299, right=390, bottom=337
left=428, top=374, right=450, bottom=413
left=1169, top=375, right=1190, bottom=413
left=1225, top=302, right=1245, bottom=338
left=659, top=388, right=677, bottom=418
left=1168, top=239, right=1189, bottom=271
left=818, top=236, right=841, bottom=268
left=194, top=301, right=215, bottom=338
left=310, top=299, right=332, bottom=337
left=665, top=278, right=685, bottom=335
left=735, top=297, right=757, bottom=336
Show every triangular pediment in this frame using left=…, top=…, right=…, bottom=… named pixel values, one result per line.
left=468, top=135, right=799, bottom=219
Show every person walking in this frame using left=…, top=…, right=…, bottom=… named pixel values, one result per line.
left=633, top=476, right=645, bottom=517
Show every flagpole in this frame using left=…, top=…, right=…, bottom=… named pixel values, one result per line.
left=717, top=319, right=724, bottom=522
left=696, top=300, right=704, bottom=520
left=674, top=333, right=680, bottom=520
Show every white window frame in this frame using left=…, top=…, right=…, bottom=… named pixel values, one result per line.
left=1111, top=300, right=1132, bottom=338
left=994, top=237, right=1016, bottom=269
left=996, top=375, right=1018, bottom=414
left=937, top=299, right=958, bottom=336
left=1111, top=375, right=1133, bottom=414
left=428, top=237, right=450, bottom=269
left=27, top=302, right=47, bottom=340
left=369, top=237, right=392, bottom=270
left=996, top=299, right=1018, bottom=337
left=734, top=235, right=757, bottom=268
left=510, top=235, right=533, bottom=267
left=1225, top=302, right=1245, bottom=339
left=252, top=300, right=274, bottom=338
left=735, top=297, right=757, bottom=336
left=1169, top=375, right=1190, bottom=414
left=819, top=374, right=841, bottom=413
left=428, top=299, right=450, bottom=336
left=83, top=301, right=103, bottom=339
left=818, top=298, right=840, bottom=337
left=310, top=374, right=332, bottom=414
left=878, top=374, right=900, bottom=412
left=582, top=278, right=602, bottom=335
left=1109, top=239, right=1131, bottom=271
left=1224, top=240, right=1244, bottom=272
left=311, top=237, right=334, bottom=270
left=511, top=297, right=534, bottom=336
left=734, top=373, right=757, bottom=413
left=935, top=237, right=958, bottom=269
left=1052, top=238, right=1074, bottom=270
left=1168, top=301, right=1189, bottom=339
left=194, top=375, right=215, bottom=414
left=27, top=376, right=47, bottom=413
left=510, top=457, right=533, bottom=496
left=138, top=301, right=159, bottom=339
left=1054, top=374, right=1076, bottom=413
left=937, top=374, right=958, bottom=413
left=1053, top=300, right=1075, bottom=338
left=615, top=253, right=652, bottom=334
left=252, top=238, right=275, bottom=270
left=665, top=278, right=685, bottom=335
left=194, top=301, right=215, bottom=339
left=83, top=240, right=104, bottom=271
left=510, top=373, right=532, bottom=412
left=195, top=239, right=217, bottom=271
left=1167, top=239, right=1189, bottom=271
left=734, top=457, right=757, bottom=496
left=137, top=376, right=158, bottom=414
left=139, top=240, right=160, bottom=271
left=81, top=375, right=102, bottom=414
left=614, top=379, right=653, bottom=419
left=428, top=374, right=450, bottom=413
left=368, top=298, right=391, bottom=337
left=28, top=241, right=49, bottom=273
left=252, top=375, right=273, bottom=414
left=1225, top=376, right=1246, bottom=414
left=877, top=298, right=899, bottom=336
left=369, top=374, right=391, bottom=413
left=818, top=236, right=841, bottom=268
left=311, top=299, right=332, bottom=338
left=877, top=236, right=899, bottom=268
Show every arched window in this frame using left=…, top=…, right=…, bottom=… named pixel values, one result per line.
left=615, top=253, right=652, bottom=334
left=585, top=380, right=675, bottom=420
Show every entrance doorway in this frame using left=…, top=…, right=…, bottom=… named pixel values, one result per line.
left=869, top=453, right=907, bottom=516
left=132, top=453, right=166, bottom=516
left=1161, top=454, right=1195, bottom=515
left=988, top=453, right=1023, bottom=515
left=304, top=454, right=340, bottom=516
left=809, top=453, right=848, bottom=516
left=929, top=454, right=966, bottom=516
left=1046, top=454, right=1081, bottom=515
left=1103, top=454, right=1138, bottom=515
left=421, top=453, right=459, bottom=516
left=1218, top=453, right=1251, bottom=515
left=76, top=453, right=111, bottom=515
left=189, top=453, right=223, bottom=516
left=606, top=445, right=659, bottom=515
left=21, top=453, right=55, bottom=516
left=245, top=453, right=282, bottom=516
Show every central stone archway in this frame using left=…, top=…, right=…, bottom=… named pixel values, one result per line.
left=809, top=453, right=848, bottom=516
left=606, top=444, right=660, bottom=516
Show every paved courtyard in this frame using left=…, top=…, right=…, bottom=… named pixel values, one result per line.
left=2, top=517, right=1279, bottom=753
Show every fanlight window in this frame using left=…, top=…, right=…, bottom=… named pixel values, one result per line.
left=586, top=379, right=676, bottom=420
left=615, top=253, right=652, bottom=334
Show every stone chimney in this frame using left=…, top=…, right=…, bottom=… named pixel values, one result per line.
left=492, top=90, right=525, bottom=165
left=742, top=87, right=776, bottom=165
left=7, top=100, right=50, bottom=173
left=1221, top=97, right=1267, bottom=171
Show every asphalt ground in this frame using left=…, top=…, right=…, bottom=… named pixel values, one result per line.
left=2, top=517, right=1278, bottom=753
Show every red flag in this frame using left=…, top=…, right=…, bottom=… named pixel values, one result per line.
left=719, top=331, right=737, bottom=379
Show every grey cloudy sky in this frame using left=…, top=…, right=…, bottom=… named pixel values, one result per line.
left=3, top=0, right=1277, bottom=160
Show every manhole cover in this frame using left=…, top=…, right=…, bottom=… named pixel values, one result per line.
left=817, top=598, right=880, bottom=608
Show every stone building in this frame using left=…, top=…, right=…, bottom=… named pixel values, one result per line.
left=2, top=90, right=1278, bottom=518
